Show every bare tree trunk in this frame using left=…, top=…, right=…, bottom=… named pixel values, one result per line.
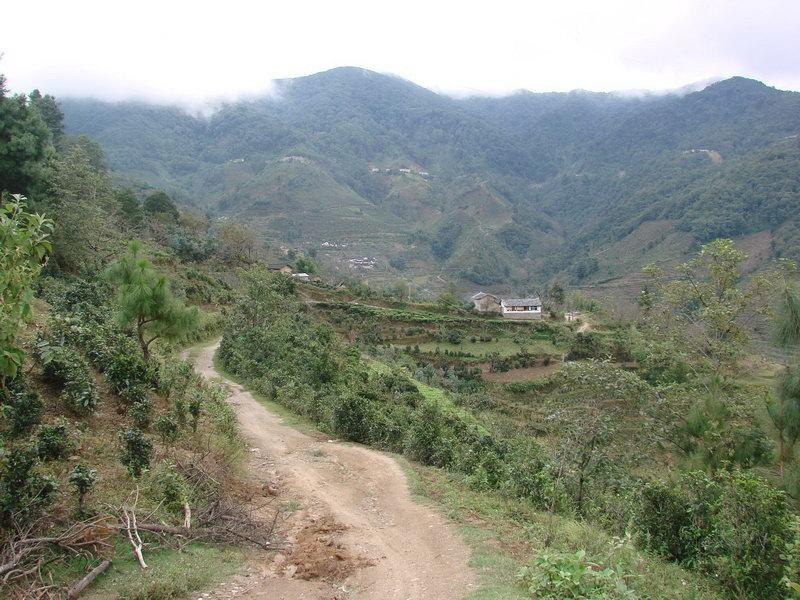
left=67, top=559, right=111, bottom=598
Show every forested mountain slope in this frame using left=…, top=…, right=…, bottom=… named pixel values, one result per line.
left=61, top=69, right=800, bottom=290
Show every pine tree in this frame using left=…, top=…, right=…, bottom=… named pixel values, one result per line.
left=767, top=269, right=800, bottom=474
left=106, top=242, right=198, bottom=359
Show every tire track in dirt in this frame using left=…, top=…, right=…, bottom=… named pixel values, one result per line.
left=191, top=341, right=475, bottom=600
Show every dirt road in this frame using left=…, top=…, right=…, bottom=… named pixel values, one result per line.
left=191, top=341, right=475, bottom=600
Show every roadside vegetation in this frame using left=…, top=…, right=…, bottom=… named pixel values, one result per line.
left=5, top=67, right=800, bottom=600
left=0, top=74, right=274, bottom=599
left=219, top=237, right=800, bottom=600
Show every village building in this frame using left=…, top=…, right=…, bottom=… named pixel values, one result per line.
left=291, top=272, right=310, bottom=282
left=471, top=292, right=542, bottom=319
left=500, top=297, right=542, bottom=319
left=470, top=292, right=501, bottom=313
left=269, top=264, right=293, bottom=274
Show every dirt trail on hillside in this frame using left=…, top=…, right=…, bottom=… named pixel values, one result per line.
left=190, top=341, right=475, bottom=600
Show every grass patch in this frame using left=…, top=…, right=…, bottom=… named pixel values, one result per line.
left=48, top=538, right=242, bottom=600
left=403, top=461, right=723, bottom=600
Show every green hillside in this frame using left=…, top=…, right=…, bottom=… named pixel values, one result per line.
left=60, top=69, right=800, bottom=292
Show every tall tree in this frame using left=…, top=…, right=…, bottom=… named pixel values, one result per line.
left=28, top=89, right=64, bottom=146
left=106, top=242, right=198, bottom=359
left=643, top=239, right=772, bottom=368
left=217, top=221, right=258, bottom=264
left=143, top=190, right=179, bottom=222
left=0, top=77, right=53, bottom=196
left=0, top=195, right=53, bottom=391
left=46, top=143, right=117, bottom=271
left=766, top=261, right=800, bottom=474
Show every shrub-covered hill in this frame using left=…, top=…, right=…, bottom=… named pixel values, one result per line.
left=218, top=262, right=800, bottom=600
left=61, top=69, right=800, bottom=288
left=0, top=78, right=287, bottom=597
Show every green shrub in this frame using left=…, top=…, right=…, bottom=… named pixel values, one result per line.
left=332, top=393, right=376, bottom=443
left=148, top=462, right=190, bottom=514
left=69, top=464, right=98, bottom=515
left=36, top=419, right=74, bottom=460
left=404, top=401, right=458, bottom=468
left=2, top=377, right=43, bottom=435
left=106, top=350, right=152, bottom=394
left=500, top=436, right=557, bottom=509
left=130, top=398, right=154, bottom=429
left=635, top=477, right=704, bottom=562
left=700, top=471, right=794, bottom=600
left=635, top=471, right=794, bottom=599
left=187, top=388, right=203, bottom=432
left=566, top=332, right=609, bottom=360
left=119, top=382, right=149, bottom=406
left=0, top=448, right=57, bottom=525
left=41, top=345, right=99, bottom=413
left=154, top=415, right=180, bottom=443
left=158, top=359, right=196, bottom=399
left=517, top=550, right=636, bottom=599
left=119, top=427, right=153, bottom=477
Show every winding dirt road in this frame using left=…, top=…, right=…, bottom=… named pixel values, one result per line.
left=191, top=341, right=475, bottom=600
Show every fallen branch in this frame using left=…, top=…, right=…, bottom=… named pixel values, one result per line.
left=121, top=488, right=147, bottom=569
left=67, top=559, right=112, bottom=599
left=182, top=501, right=191, bottom=529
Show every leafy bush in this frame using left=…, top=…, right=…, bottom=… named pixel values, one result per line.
left=187, top=388, right=203, bottom=432
left=566, top=332, right=609, bottom=360
left=69, top=464, right=98, bottom=514
left=40, top=345, right=99, bottom=413
left=404, top=401, right=458, bottom=467
left=0, top=448, right=57, bottom=525
left=157, top=359, right=196, bottom=399
left=118, top=427, right=153, bottom=477
left=634, top=471, right=795, bottom=599
left=2, top=377, right=43, bottom=435
left=119, top=382, right=149, bottom=406
left=332, top=393, right=376, bottom=443
left=130, top=397, right=154, bottom=429
left=154, top=415, right=180, bottom=443
left=517, top=550, right=636, bottom=599
left=148, top=462, right=190, bottom=514
left=36, top=418, right=73, bottom=460
left=105, top=350, right=153, bottom=395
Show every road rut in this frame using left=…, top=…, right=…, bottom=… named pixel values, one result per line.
left=191, top=341, right=475, bottom=600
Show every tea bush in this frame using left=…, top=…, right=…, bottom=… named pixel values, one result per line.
left=0, top=448, right=57, bottom=525
left=517, top=550, right=637, bottom=599
left=634, top=471, right=795, bottom=599
left=2, top=376, right=43, bottom=435
left=118, top=427, right=154, bottom=478
left=40, top=345, right=99, bottom=413
left=36, top=419, right=73, bottom=460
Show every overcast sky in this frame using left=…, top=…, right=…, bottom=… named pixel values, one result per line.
left=4, top=0, right=800, bottom=107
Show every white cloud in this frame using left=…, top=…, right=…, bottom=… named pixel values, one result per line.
left=3, top=0, right=799, bottom=105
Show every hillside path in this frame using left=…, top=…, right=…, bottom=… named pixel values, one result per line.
left=190, top=341, right=475, bottom=600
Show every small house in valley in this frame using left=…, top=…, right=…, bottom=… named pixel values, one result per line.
left=471, top=292, right=501, bottom=313
left=471, top=291, right=542, bottom=319
left=501, top=297, right=542, bottom=319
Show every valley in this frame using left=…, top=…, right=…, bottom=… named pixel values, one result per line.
left=60, top=70, right=800, bottom=295
left=3, top=56, right=800, bottom=600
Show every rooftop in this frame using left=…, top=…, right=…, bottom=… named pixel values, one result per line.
left=501, top=297, right=541, bottom=307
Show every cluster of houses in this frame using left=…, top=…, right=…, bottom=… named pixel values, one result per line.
left=471, top=292, right=542, bottom=320
left=369, top=166, right=431, bottom=178
left=349, top=256, right=378, bottom=270
left=268, top=264, right=318, bottom=283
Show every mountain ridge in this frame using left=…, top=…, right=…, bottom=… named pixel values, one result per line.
left=60, top=69, right=800, bottom=293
